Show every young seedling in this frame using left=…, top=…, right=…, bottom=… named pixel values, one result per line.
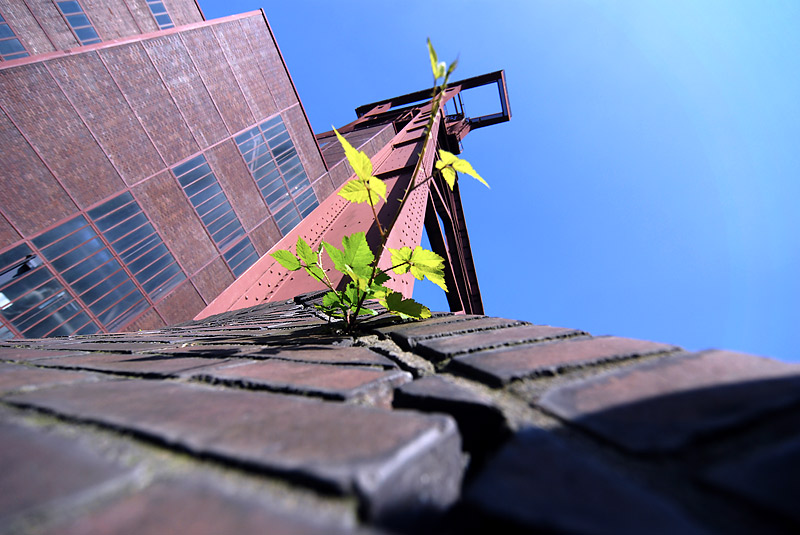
left=271, top=39, right=488, bottom=332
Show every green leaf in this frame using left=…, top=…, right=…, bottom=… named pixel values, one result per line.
left=322, top=291, right=342, bottom=308
left=334, top=128, right=373, bottom=181
left=373, top=272, right=391, bottom=286
left=388, top=246, right=448, bottom=292
left=383, top=291, right=432, bottom=320
left=389, top=246, right=414, bottom=275
left=270, top=249, right=301, bottom=271
left=304, top=264, right=326, bottom=282
left=408, top=247, right=448, bottom=291
left=296, top=236, right=316, bottom=265
left=440, top=167, right=456, bottom=189
left=452, top=157, right=488, bottom=188
left=324, top=232, right=374, bottom=281
left=436, top=149, right=489, bottom=189
left=342, top=281, right=378, bottom=316
left=427, top=38, right=446, bottom=80
left=338, top=176, right=387, bottom=205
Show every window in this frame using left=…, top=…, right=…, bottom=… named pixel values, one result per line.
left=145, top=0, right=174, bottom=30
left=88, top=193, right=185, bottom=300
left=54, top=0, right=101, bottom=45
left=0, top=12, right=29, bottom=60
left=173, top=155, right=257, bottom=276
left=235, top=116, right=319, bottom=235
left=0, top=243, right=98, bottom=338
left=33, top=216, right=147, bottom=331
left=223, top=237, right=258, bottom=277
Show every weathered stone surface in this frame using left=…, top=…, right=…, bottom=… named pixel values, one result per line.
left=0, top=362, right=97, bottom=393
left=192, top=360, right=411, bottom=404
left=248, top=346, right=397, bottom=368
left=703, top=435, right=800, bottom=525
left=6, top=380, right=463, bottom=519
left=17, top=341, right=179, bottom=353
left=539, top=350, right=800, bottom=453
left=34, top=352, right=231, bottom=378
left=0, top=347, right=88, bottom=362
left=149, top=344, right=254, bottom=358
left=376, top=316, right=524, bottom=350
left=464, top=428, right=705, bottom=534
left=393, top=376, right=508, bottom=457
left=45, top=479, right=362, bottom=535
left=415, top=324, right=583, bottom=361
left=0, top=415, right=128, bottom=522
left=449, top=336, right=676, bottom=387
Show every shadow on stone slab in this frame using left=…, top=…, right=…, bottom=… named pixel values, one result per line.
left=540, top=369, right=800, bottom=455
left=392, top=376, right=510, bottom=478
left=460, top=428, right=706, bottom=535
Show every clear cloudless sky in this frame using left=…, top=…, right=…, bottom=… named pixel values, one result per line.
left=202, top=1, right=800, bottom=362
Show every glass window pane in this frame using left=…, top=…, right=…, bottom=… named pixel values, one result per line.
left=149, top=2, right=167, bottom=14
left=57, top=1, right=82, bottom=15
left=173, top=155, right=207, bottom=178
left=0, top=323, right=14, bottom=340
left=184, top=174, right=217, bottom=199
left=216, top=224, right=244, bottom=252
left=193, top=186, right=224, bottom=214
left=51, top=238, right=106, bottom=274
left=23, top=298, right=82, bottom=338
left=235, top=127, right=260, bottom=151
left=2, top=267, right=51, bottom=303
left=33, top=216, right=87, bottom=248
left=154, top=13, right=172, bottom=27
left=0, top=243, right=32, bottom=273
left=88, top=192, right=132, bottom=221
left=116, top=231, right=158, bottom=262
left=0, top=25, right=15, bottom=39
left=143, top=265, right=183, bottom=298
left=76, top=321, right=99, bottom=335
left=207, top=210, right=236, bottom=237
left=66, top=14, right=90, bottom=27
left=128, top=245, right=167, bottom=274
left=81, top=269, right=128, bottom=305
left=74, top=26, right=99, bottom=43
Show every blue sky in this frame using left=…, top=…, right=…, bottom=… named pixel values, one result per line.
left=204, top=1, right=799, bottom=362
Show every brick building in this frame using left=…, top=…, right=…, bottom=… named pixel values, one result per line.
left=0, top=0, right=341, bottom=338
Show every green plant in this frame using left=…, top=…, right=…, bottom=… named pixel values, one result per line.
left=270, top=40, right=488, bottom=332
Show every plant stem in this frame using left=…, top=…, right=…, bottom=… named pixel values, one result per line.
left=349, top=77, right=449, bottom=328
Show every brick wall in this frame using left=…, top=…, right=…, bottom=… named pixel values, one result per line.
left=1, top=293, right=797, bottom=533
left=0, top=0, right=204, bottom=57
left=0, top=13, right=332, bottom=334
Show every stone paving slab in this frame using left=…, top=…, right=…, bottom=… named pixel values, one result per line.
left=448, top=336, right=677, bottom=387
left=0, top=347, right=89, bottom=362
left=44, top=479, right=367, bottom=535
left=393, top=376, right=508, bottom=457
left=0, top=362, right=99, bottom=394
left=191, top=360, right=411, bottom=404
left=248, top=346, right=397, bottom=368
left=33, top=353, right=234, bottom=378
left=463, top=427, right=706, bottom=534
left=539, top=350, right=800, bottom=453
left=149, top=344, right=253, bottom=358
left=376, top=316, right=525, bottom=350
left=415, top=324, right=584, bottom=361
left=0, top=415, right=129, bottom=523
left=13, top=341, right=181, bottom=353
left=703, top=435, right=800, bottom=525
left=5, top=380, right=463, bottom=519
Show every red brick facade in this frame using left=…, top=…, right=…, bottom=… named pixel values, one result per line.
left=0, top=10, right=333, bottom=338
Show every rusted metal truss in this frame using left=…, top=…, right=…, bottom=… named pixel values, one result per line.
left=197, top=71, right=510, bottom=319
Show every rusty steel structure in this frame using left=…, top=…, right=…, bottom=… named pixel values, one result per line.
left=198, top=71, right=511, bottom=319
